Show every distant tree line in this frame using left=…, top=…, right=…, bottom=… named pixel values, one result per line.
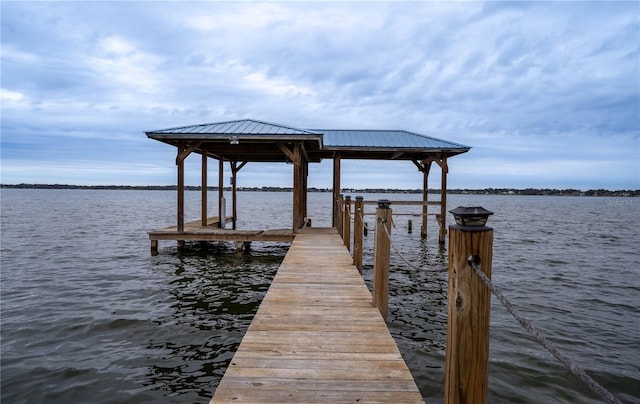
left=2, top=183, right=638, bottom=196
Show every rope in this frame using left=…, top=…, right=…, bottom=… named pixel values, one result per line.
left=378, top=218, right=447, bottom=273
left=469, top=260, right=622, bottom=404
left=365, top=209, right=620, bottom=402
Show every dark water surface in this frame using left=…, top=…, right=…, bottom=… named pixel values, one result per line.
left=1, top=190, right=638, bottom=403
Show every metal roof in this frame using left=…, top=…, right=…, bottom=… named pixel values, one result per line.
left=146, top=119, right=470, bottom=162
left=309, top=129, right=469, bottom=151
left=148, top=119, right=321, bottom=136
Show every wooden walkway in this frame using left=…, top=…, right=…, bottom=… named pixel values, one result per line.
left=210, top=227, right=423, bottom=403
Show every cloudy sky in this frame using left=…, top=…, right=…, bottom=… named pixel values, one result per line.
left=2, top=1, right=638, bottom=190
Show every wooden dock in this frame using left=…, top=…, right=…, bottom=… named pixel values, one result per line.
left=148, top=216, right=295, bottom=253
left=210, top=227, right=423, bottom=403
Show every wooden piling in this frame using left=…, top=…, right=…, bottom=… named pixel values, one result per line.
left=201, top=145, right=208, bottom=227
left=408, top=219, right=412, bottom=233
left=353, top=196, right=364, bottom=273
left=343, top=196, right=351, bottom=251
left=444, top=221, right=493, bottom=404
left=373, top=200, right=392, bottom=322
left=337, top=194, right=344, bottom=238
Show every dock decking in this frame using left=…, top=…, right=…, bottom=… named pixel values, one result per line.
left=148, top=217, right=295, bottom=253
left=210, top=227, right=423, bottom=403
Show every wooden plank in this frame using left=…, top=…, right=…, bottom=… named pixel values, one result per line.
left=210, top=227, right=423, bottom=403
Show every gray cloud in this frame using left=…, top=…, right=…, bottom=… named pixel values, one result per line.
left=1, top=1, right=638, bottom=189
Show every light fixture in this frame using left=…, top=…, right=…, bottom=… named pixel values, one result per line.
left=449, top=206, right=493, bottom=228
left=229, top=136, right=239, bottom=145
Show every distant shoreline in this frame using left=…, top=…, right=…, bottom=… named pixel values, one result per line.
left=1, top=184, right=638, bottom=197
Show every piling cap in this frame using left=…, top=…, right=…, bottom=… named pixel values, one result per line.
left=449, top=206, right=493, bottom=227
left=377, top=199, right=392, bottom=209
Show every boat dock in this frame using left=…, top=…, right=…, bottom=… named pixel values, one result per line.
left=148, top=216, right=295, bottom=254
left=210, top=227, right=424, bottom=403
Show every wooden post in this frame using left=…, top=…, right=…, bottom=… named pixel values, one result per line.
left=439, top=156, right=448, bottom=245
left=421, top=162, right=431, bottom=239
left=292, top=143, right=304, bottom=231
left=201, top=145, right=208, bottom=226
left=342, top=196, right=351, bottom=251
left=353, top=196, right=364, bottom=273
left=332, top=153, right=341, bottom=227
left=337, top=194, right=344, bottom=237
left=177, top=142, right=185, bottom=234
left=373, top=200, right=392, bottom=322
left=176, top=143, right=185, bottom=251
left=408, top=219, right=412, bottom=233
left=218, top=159, right=224, bottom=228
left=231, top=161, right=237, bottom=230
left=151, top=240, right=158, bottom=255
left=444, top=219, right=493, bottom=404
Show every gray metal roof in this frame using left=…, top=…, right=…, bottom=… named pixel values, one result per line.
left=309, top=129, right=469, bottom=150
left=148, top=119, right=321, bottom=136
left=146, top=119, right=470, bottom=161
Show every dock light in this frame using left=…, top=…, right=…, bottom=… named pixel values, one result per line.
left=230, top=136, right=239, bottom=145
left=449, top=206, right=493, bottom=229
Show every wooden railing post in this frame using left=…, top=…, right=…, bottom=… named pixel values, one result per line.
left=373, top=199, right=392, bottom=322
left=445, top=210, right=493, bottom=404
left=343, top=196, right=351, bottom=251
left=353, top=196, right=364, bottom=273
left=337, top=194, right=344, bottom=237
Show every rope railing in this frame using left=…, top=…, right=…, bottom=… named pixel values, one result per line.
left=378, top=217, right=447, bottom=273
left=468, top=260, right=622, bottom=404
left=371, top=212, right=621, bottom=404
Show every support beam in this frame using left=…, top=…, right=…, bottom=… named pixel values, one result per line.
left=230, top=161, right=241, bottom=230
left=277, top=142, right=300, bottom=165
left=421, top=160, right=432, bottom=239
left=292, top=143, right=305, bottom=231
left=303, top=158, right=309, bottom=221
left=332, top=153, right=341, bottom=228
left=177, top=142, right=185, bottom=234
left=439, top=156, right=449, bottom=245
left=201, top=145, right=208, bottom=226
left=218, top=158, right=224, bottom=229
left=176, top=141, right=202, bottom=165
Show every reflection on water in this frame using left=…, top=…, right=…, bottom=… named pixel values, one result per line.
left=141, top=243, right=285, bottom=401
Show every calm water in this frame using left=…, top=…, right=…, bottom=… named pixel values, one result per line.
left=1, top=189, right=638, bottom=403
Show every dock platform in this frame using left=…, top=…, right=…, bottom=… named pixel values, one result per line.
left=210, top=227, right=423, bottom=403
left=148, top=217, right=295, bottom=253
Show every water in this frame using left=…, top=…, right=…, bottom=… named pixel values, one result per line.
left=1, top=189, right=638, bottom=403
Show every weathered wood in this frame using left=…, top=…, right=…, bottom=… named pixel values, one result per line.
left=336, top=194, right=344, bottom=237
left=372, top=201, right=392, bottom=322
left=202, top=146, right=208, bottom=227
left=439, top=156, right=448, bottom=245
left=332, top=153, right=341, bottom=228
left=422, top=161, right=431, bottom=239
left=353, top=196, right=364, bottom=273
left=229, top=161, right=237, bottom=230
left=177, top=142, right=185, bottom=233
left=362, top=200, right=441, bottom=206
left=291, top=143, right=307, bottom=231
left=342, top=195, right=351, bottom=251
left=445, top=224, right=493, bottom=404
left=218, top=159, right=224, bottom=228
left=210, top=227, right=422, bottom=403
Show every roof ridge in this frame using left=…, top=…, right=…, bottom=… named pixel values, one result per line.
left=148, top=119, right=320, bottom=135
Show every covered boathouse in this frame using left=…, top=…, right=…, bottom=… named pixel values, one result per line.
left=146, top=119, right=469, bottom=253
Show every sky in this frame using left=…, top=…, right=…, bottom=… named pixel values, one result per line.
left=1, top=1, right=639, bottom=190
